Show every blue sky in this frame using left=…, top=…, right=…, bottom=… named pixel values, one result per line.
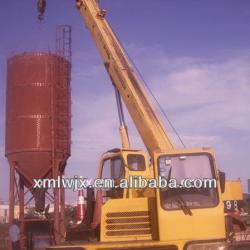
left=0, top=0, right=250, bottom=202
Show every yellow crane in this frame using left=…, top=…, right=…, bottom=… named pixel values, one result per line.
left=39, top=0, right=238, bottom=249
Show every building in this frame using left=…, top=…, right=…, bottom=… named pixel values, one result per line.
left=0, top=204, right=8, bottom=223
left=243, top=193, right=250, bottom=210
left=0, top=201, right=30, bottom=224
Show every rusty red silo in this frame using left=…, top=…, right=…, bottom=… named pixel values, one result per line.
left=5, top=52, right=71, bottom=184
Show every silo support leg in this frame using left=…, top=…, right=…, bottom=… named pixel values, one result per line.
left=53, top=167, right=60, bottom=244
left=60, top=176, right=66, bottom=240
left=9, top=164, right=15, bottom=250
left=19, top=178, right=25, bottom=249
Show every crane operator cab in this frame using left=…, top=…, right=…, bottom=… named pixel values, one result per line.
left=98, top=148, right=153, bottom=200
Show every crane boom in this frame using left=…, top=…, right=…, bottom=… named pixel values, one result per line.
left=76, top=0, right=173, bottom=156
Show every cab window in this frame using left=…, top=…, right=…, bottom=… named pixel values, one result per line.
left=101, top=158, right=124, bottom=179
left=113, top=158, right=124, bottom=179
left=127, top=154, right=146, bottom=171
left=101, top=157, right=124, bottom=199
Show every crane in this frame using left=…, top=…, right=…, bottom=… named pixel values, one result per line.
left=37, top=0, right=233, bottom=249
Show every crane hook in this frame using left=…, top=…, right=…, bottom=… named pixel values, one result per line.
left=37, top=0, right=46, bottom=21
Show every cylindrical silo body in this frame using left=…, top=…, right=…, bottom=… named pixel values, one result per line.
left=5, top=52, right=71, bottom=184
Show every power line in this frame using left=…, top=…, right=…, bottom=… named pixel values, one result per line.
left=115, top=34, right=186, bottom=147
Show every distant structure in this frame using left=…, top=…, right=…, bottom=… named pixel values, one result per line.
left=5, top=25, right=71, bottom=245
left=0, top=203, right=9, bottom=223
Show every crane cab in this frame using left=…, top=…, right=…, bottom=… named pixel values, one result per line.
left=97, top=148, right=153, bottom=200
left=153, top=147, right=227, bottom=246
left=95, top=149, right=158, bottom=242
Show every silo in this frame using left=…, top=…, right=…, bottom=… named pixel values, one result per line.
left=5, top=52, right=71, bottom=244
left=6, top=52, right=71, bottom=181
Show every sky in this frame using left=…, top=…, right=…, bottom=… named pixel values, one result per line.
left=0, top=0, right=250, bottom=203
